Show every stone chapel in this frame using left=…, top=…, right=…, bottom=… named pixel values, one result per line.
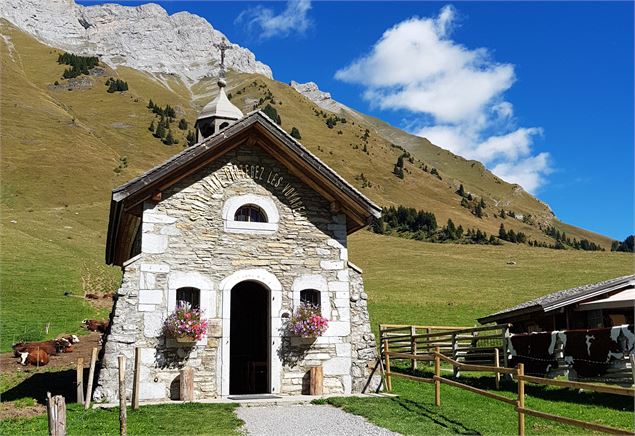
left=94, top=72, right=381, bottom=402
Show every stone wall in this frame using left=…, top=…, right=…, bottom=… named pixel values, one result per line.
left=95, top=143, right=377, bottom=402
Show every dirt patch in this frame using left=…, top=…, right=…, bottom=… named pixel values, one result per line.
left=1, top=331, right=102, bottom=374
left=0, top=401, right=46, bottom=421
left=1, top=331, right=105, bottom=418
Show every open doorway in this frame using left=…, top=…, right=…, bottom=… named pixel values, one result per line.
left=230, top=281, right=269, bottom=394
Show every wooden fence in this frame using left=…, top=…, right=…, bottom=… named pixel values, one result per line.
left=379, top=323, right=509, bottom=376
left=381, top=344, right=634, bottom=435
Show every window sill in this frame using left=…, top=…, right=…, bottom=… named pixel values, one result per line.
left=224, top=220, right=278, bottom=234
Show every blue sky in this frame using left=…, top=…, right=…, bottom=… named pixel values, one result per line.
left=81, top=1, right=634, bottom=240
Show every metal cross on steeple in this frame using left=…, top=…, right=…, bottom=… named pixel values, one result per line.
left=214, top=37, right=232, bottom=79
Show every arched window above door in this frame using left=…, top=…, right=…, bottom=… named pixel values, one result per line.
left=222, top=194, right=279, bottom=234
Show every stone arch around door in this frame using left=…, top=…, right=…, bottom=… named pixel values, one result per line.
left=218, top=269, right=282, bottom=396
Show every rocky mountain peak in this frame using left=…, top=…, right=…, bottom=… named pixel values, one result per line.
left=290, top=80, right=351, bottom=114
left=0, top=0, right=273, bottom=84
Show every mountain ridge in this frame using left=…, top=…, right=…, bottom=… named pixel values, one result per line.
left=0, top=0, right=272, bottom=84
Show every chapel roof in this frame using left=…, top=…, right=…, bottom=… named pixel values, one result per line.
left=106, top=110, right=382, bottom=265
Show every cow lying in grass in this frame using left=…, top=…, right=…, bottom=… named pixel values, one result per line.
left=12, top=338, right=71, bottom=357
left=82, top=319, right=109, bottom=333
left=19, top=348, right=50, bottom=366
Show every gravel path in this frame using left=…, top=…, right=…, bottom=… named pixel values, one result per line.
left=236, top=404, right=399, bottom=436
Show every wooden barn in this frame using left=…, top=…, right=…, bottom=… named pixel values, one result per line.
left=478, top=275, right=634, bottom=333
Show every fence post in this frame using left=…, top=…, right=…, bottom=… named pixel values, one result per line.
left=76, top=358, right=84, bottom=404
left=494, top=348, right=500, bottom=390
left=517, top=363, right=525, bottom=436
left=629, top=353, right=635, bottom=387
left=180, top=367, right=194, bottom=401
left=434, top=346, right=441, bottom=406
left=84, top=347, right=98, bottom=410
left=118, top=355, right=127, bottom=436
left=451, top=333, right=459, bottom=378
left=410, top=325, right=417, bottom=371
left=310, top=365, right=324, bottom=395
left=47, top=392, right=66, bottom=436
left=383, top=339, right=392, bottom=392
left=502, top=325, right=510, bottom=368
left=132, top=347, right=141, bottom=410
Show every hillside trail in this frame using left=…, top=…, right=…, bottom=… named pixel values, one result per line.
left=236, top=403, right=397, bottom=436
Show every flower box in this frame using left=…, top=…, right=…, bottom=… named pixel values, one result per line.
left=289, top=303, right=329, bottom=338
left=164, top=303, right=208, bottom=345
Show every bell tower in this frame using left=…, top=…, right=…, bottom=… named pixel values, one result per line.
left=195, top=38, right=244, bottom=142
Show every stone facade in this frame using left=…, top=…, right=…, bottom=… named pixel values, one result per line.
left=95, top=143, right=378, bottom=402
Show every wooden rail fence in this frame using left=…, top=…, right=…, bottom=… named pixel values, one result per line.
left=381, top=345, right=634, bottom=435
left=379, top=323, right=509, bottom=377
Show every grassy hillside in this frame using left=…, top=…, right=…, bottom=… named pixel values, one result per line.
left=349, top=232, right=634, bottom=329
left=0, top=20, right=631, bottom=351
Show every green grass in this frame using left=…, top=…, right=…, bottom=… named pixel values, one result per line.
left=322, top=377, right=634, bottom=435
left=0, top=403, right=243, bottom=435
left=350, top=232, right=634, bottom=331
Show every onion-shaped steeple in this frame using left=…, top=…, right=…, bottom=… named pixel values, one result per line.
left=194, top=38, right=243, bottom=141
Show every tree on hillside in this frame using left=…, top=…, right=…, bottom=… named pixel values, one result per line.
left=148, top=120, right=155, bottom=132
left=186, top=130, right=196, bottom=147
left=148, top=99, right=155, bottom=109
left=154, top=122, right=166, bottom=139
left=499, top=223, right=507, bottom=240
left=178, top=118, right=188, bottom=130
left=263, top=104, right=281, bottom=125
left=612, top=235, right=634, bottom=252
left=290, top=127, right=302, bottom=140
left=163, top=130, right=175, bottom=145
left=456, top=184, right=465, bottom=197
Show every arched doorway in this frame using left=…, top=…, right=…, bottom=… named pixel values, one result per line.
left=230, top=281, right=270, bottom=394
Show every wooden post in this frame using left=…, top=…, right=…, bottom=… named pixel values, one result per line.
left=517, top=363, right=525, bottom=436
left=410, top=325, right=417, bottom=371
left=84, top=347, right=98, bottom=409
left=76, top=358, right=84, bottom=404
left=47, top=392, right=66, bottom=436
left=630, top=354, right=635, bottom=387
left=494, top=348, right=501, bottom=390
left=383, top=339, right=392, bottom=392
left=132, top=347, right=141, bottom=410
left=118, top=355, right=127, bottom=436
left=451, top=333, right=459, bottom=378
left=310, top=365, right=324, bottom=395
left=502, top=325, right=510, bottom=369
left=180, top=367, right=194, bottom=401
left=434, top=346, right=441, bottom=406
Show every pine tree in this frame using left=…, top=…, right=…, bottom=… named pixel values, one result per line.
left=290, top=127, right=302, bottom=140
left=186, top=130, right=196, bottom=147
left=163, top=130, right=175, bottom=145
left=500, top=209, right=506, bottom=219
left=499, top=223, right=507, bottom=240
left=147, top=99, right=155, bottom=109
left=148, top=120, right=155, bottom=132
left=178, top=118, right=188, bottom=130
left=154, top=122, right=166, bottom=139
left=456, top=184, right=465, bottom=197
left=480, top=198, right=486, bottom=209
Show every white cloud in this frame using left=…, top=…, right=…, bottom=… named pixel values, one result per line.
left=236, top=0, right=312, bottom=40
left=492, top=153, right=552, bottom=193
left=336, top=5, right=552, bottom=193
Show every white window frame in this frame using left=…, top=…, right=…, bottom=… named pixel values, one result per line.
left=222, top=194, right=279, bottom=234
left=292, top=275, right=330, bottom=320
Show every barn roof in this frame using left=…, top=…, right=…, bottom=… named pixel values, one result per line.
left=478, top=274, right=635, bottom=325
left=106, top=110, right=381, bottom=266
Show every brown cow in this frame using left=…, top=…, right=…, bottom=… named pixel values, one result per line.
left=82, top=319, right=109, bottom=333
left=18, top=349, right=50, bottom=366
left=12, top=338, right=70, bottom=357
